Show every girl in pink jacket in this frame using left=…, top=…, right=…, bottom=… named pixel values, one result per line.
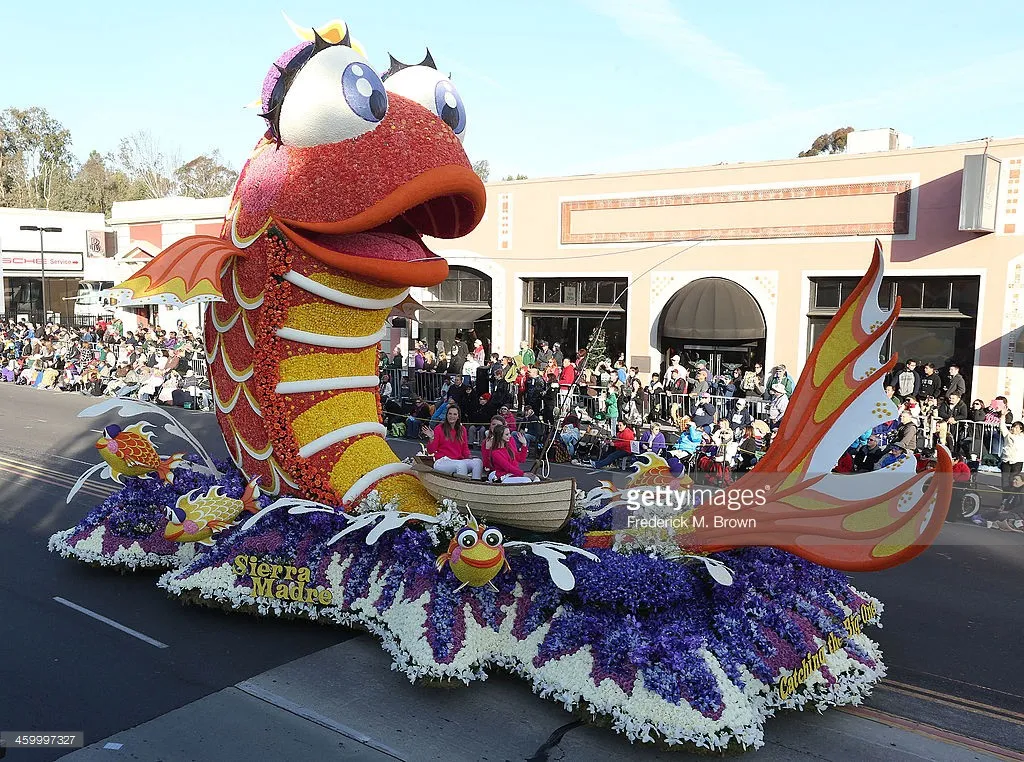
left=425, top=405, right=483, bottom=479
left=485, top=424, right=538, bottom=483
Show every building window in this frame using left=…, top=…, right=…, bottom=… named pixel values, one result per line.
left=523, top=278, right=627, bottom=308
left=807, top=275, right=980, bottom=391
left=522, top=278, right=628, bottom=361
left=425, top=266, right=491, bottom=304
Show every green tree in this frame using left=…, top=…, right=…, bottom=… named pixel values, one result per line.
left=472, top=159, right=490, bottom=182
left=799, top=127, right=854, bottom=158
left=502, top=174, right=528, bottom=180
left=584, top=326, right=609, bottom=370
left=0, top=106, right=76, bottom=209
left=64, top=150, right=148, bottom=215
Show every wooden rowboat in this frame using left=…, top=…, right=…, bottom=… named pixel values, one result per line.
left=411, top=455, right=575, bottom=533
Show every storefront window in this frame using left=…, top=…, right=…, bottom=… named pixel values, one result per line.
left=524, top=278, right=627, bottom=307
left=807, top=275, right=980, bottom=391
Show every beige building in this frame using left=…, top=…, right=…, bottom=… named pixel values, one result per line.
left=108, top=129, right=1024, bottom=406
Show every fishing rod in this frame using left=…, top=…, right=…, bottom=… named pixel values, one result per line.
left=533, top=238, right=711, bottom=478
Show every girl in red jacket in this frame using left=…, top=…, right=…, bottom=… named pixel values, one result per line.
left=485, top=423, right=538, bottom=483
left=424, top=405, right=483, bottom=479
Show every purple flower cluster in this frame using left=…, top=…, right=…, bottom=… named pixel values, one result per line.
left=154, top=491, right=880, bottom=716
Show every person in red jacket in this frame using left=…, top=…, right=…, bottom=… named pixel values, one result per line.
left=594, top=421, right=636, bottom=470
left=485, top=423, right=537, bottom=483
left=424, top=404, right=483, bottom=479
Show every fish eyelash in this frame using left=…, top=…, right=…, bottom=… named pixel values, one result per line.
left=260, top=28, right=354, bottom=145
left=382, top=49, right=437, bottom=81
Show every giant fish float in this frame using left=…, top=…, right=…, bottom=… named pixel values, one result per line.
left=50, top=16, right=953, bottom=751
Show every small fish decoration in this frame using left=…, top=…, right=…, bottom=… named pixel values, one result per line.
left=164, top=479, right=261, bottom=545
left=436, top=518, right=510, bottom=591
left=96, top=423, right=184, bottom=483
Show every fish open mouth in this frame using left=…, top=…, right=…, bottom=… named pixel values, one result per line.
left=276, top=165, right=486, bottom=287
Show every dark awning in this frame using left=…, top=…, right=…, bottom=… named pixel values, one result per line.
left=417, top=305, right=491, bottom=328
left=659, top=278, right=766, bottom=341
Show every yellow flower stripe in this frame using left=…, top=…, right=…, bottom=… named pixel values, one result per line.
left=328, top=436, right=400, bottom=496
left=374, top=473, right=438, bottom=515
left=308, top=272, right=406, bottom=301
left=278, top=347, right=378, bottom=383
left=284, top=303, right=390, bottom=338
left=292, top=391, right=380, bottom=446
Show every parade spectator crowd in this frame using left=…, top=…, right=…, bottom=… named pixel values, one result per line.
left=2, top=318, right=1018, bottom=531
left=381, top=335, right=1020, bottom=531
left=0, top=318, right=210, bottom=408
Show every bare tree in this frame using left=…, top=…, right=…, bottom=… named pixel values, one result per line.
left=116, top=129, right=180, bottom=198
left=472, top=159, right=490, bottom=182
left=174, top=150, right=238, bottom=198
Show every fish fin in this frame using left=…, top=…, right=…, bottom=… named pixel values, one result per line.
left=207, top=520, right=234, bottom=533
left=157, top=453, right=187, bottom=483
left=240, top=477, right=262, bottom=514
left=696, top=241, right=952, bottom=571
left=124, top=422, right=155, bottom=444
left=198, top=538, right=218, bottom=547
left=454, top=581, right=468, bottom=592
left=105, top=235, right=241, bottom=307
left=487, top=580, right=499, bottom=592
left=435, top=554, right=449, bottom=571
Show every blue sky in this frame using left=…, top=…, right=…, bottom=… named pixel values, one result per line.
left=4, top=0, right=1023, bottom=180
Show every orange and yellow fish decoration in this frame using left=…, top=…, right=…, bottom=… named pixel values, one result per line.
left=164, top=479, right=261, bottom=545
left=101, top=15, right=951, bottom=574
left=436, top=519, right=510, bottom=591
left=96, top=423, right=185, bottom=483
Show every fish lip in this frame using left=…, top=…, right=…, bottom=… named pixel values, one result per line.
left=459, top=553, right=503, bottom=569
left=275, top=165, right=485, bottom=288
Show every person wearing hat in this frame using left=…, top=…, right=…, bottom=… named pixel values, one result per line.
left=768, top=383, right=789, bottom=430
left=692, top=392, right=716, bottom=432
left=765, top=365, right=795, bottom=400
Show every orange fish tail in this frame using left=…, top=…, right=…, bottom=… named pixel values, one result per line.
left=158, top=453, right=186, bottom=483
left=677, top=242, right=953, bottom=572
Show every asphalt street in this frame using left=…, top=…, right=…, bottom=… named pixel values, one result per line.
left=0, top=383, right=1021, bottom=759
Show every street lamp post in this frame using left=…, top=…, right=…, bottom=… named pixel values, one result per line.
left=19, top=225, right=62, bottom=324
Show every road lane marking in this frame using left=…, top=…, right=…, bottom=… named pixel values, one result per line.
left=0, top=464, right=113, bottom=500
left=0, top=454, right=117, bottom=489
left=53, top=597, right=169, bottom=649
left=49, top=454, right=97, bottom=466
left=0, top=458, right=115, bottom=499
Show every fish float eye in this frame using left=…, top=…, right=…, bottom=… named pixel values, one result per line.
left=433, top=80, right=465, bottom=137
left=342, top=62, right=388, bottom=122
left=481, top=528, right=503, bottom=548
left=457, top=528, right=478, bottom=549
left=384, top=65, right=466, bottom=142
left=276, top=46, right=388, bottom=147
left=103, top=424, right=122, bottom=439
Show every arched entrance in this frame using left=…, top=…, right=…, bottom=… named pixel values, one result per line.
left=658, top=278, right=766, bottom=377
left=417, top=265, right=492, bottom=354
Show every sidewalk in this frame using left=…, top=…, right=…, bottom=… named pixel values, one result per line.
left=63, top=636, right=1008, bottom=762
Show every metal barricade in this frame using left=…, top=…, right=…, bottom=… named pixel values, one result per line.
left=189, top=355, right=209, bottom=379
left=954, top=420, right=1004, bottom=461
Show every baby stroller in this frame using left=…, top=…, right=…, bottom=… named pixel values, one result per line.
left=695, top=441, right=734, bottom=488
left=950, top=441, right=982, bottom=521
